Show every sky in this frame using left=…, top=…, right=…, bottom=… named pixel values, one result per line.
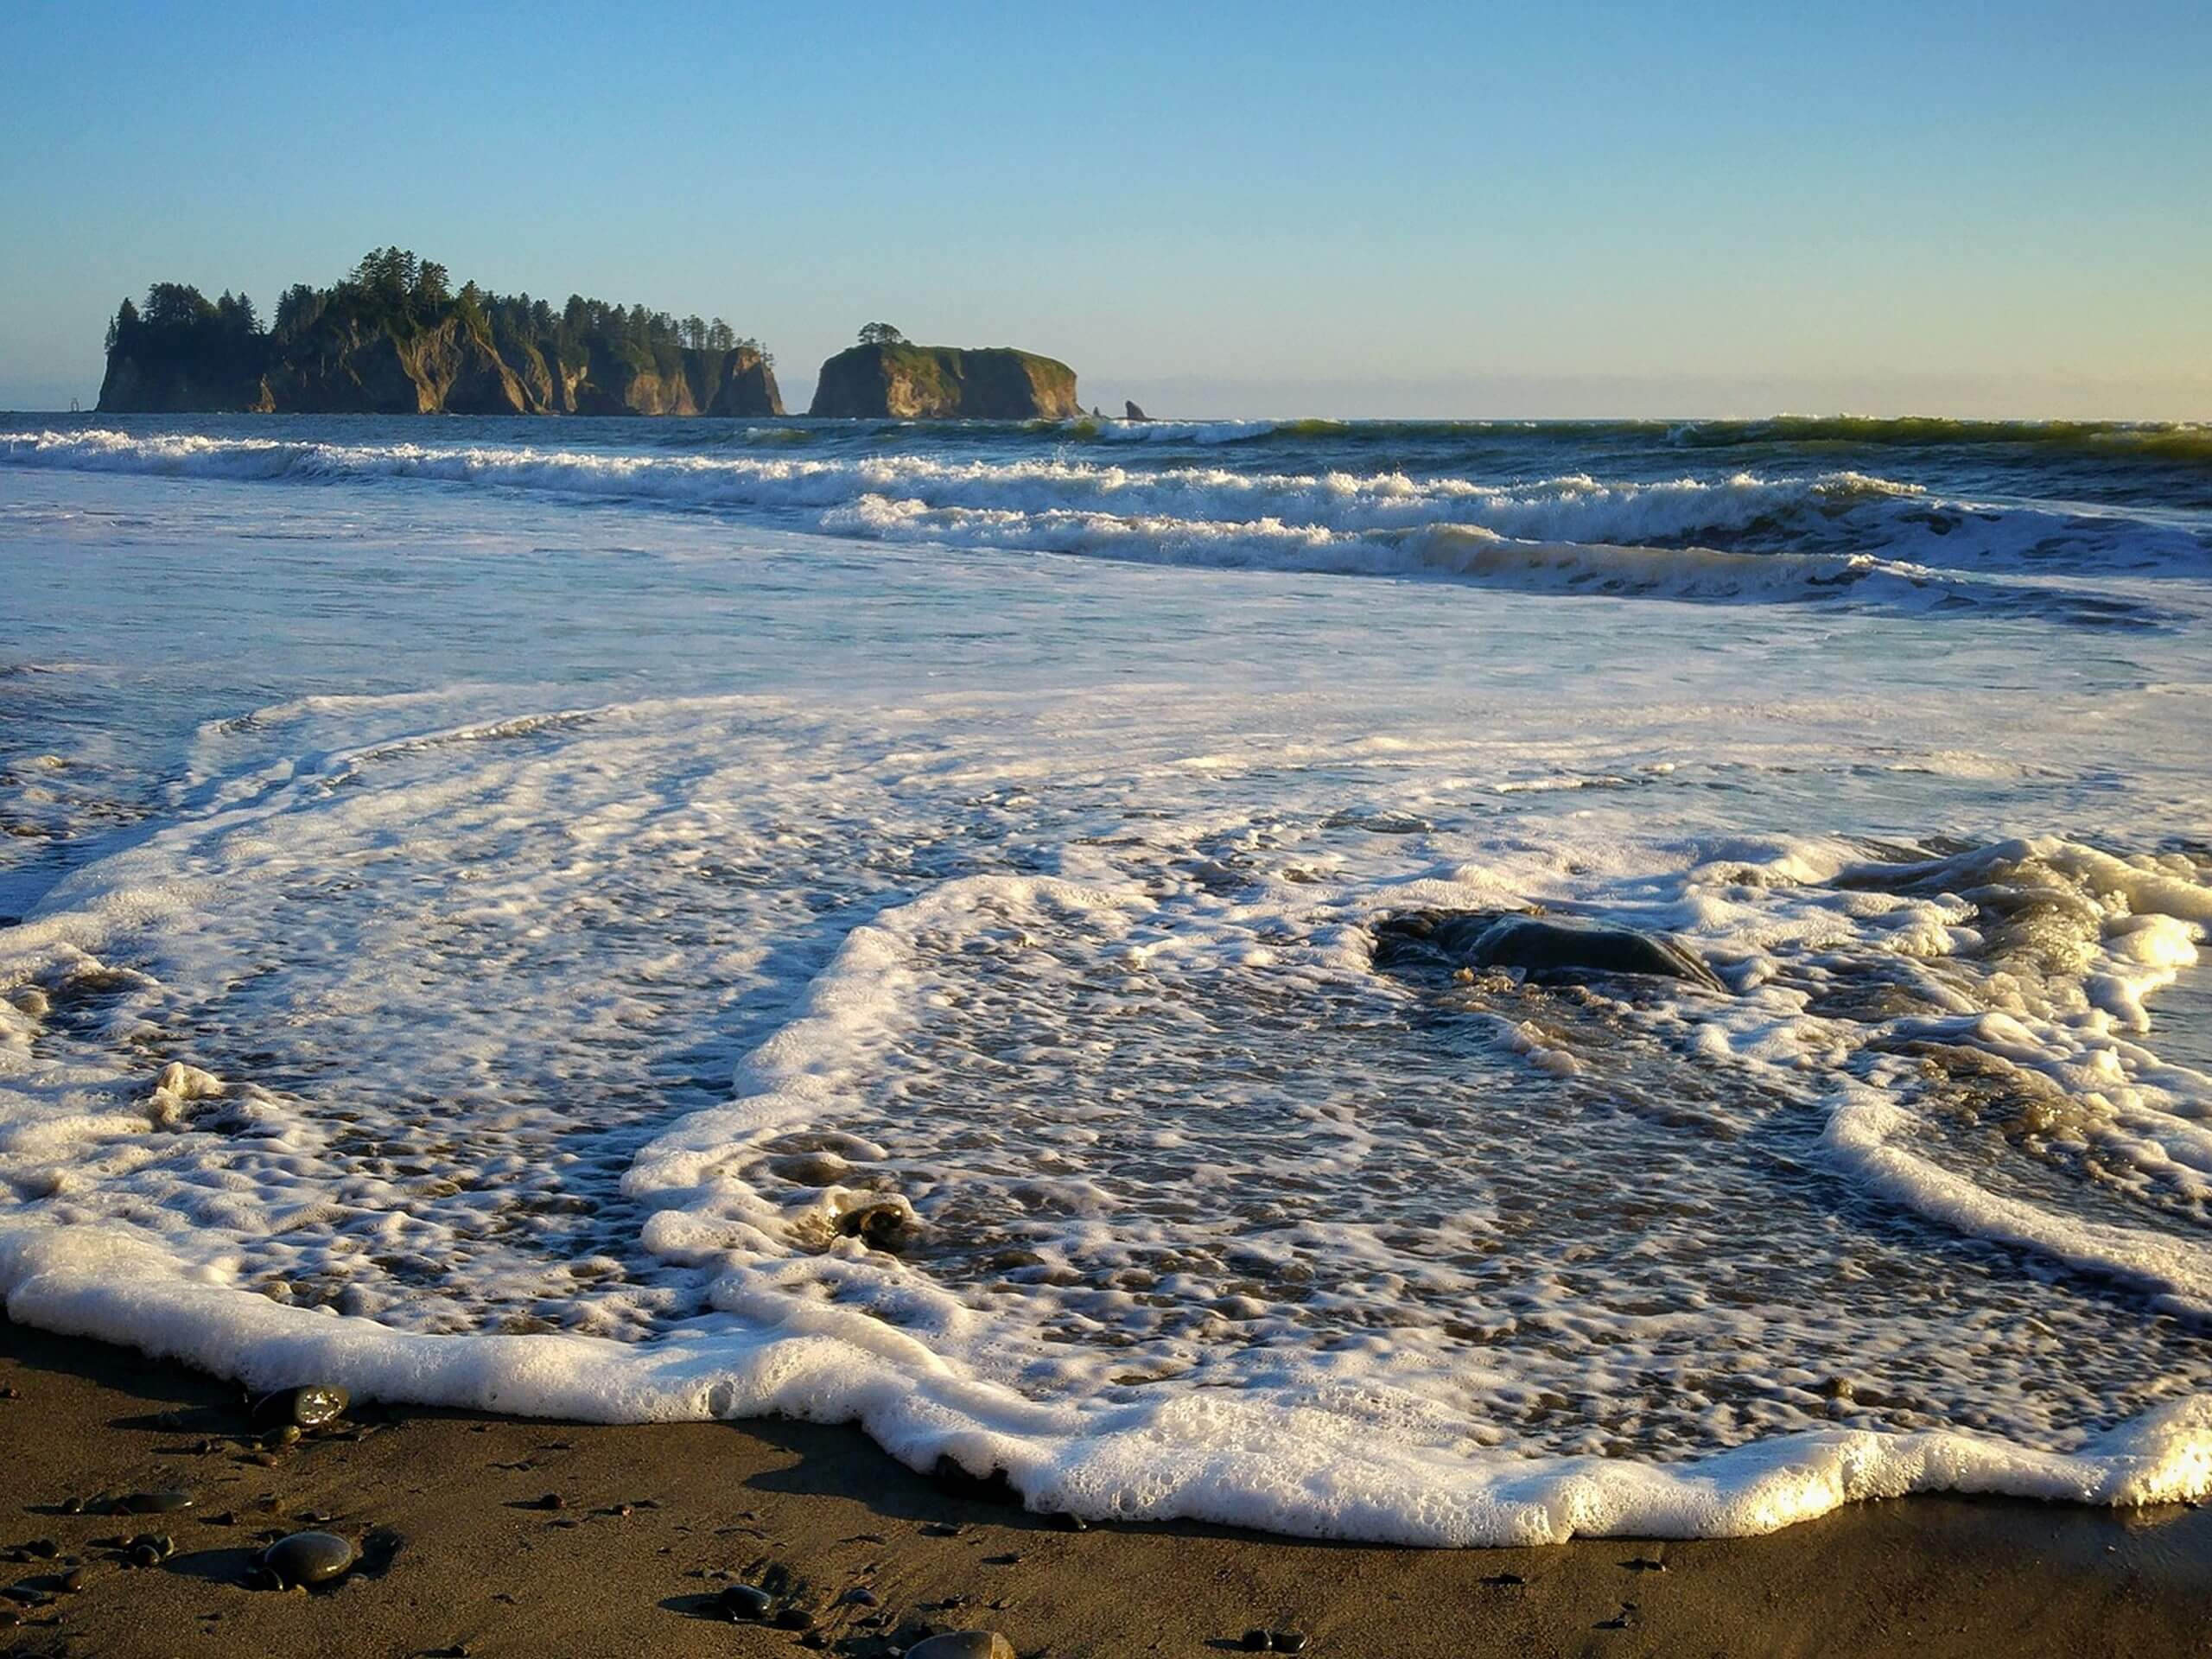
left=3, top=1, right=2208, bottom=418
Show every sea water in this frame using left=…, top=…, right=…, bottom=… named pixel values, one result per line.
left=2, top=413, right=2209, bottom=1543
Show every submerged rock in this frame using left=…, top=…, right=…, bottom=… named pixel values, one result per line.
left=260, top=1530, right=357, bottom=1588
left=906, top=1634, right=1016, bottom=1659
left=1371, top=909, right=1724, bottom=992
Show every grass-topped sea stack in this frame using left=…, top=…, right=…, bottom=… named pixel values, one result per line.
left=809, top=322, right=1078, bottom=419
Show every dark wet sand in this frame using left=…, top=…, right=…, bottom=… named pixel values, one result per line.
left=2, top=1316, right=2208, bottom=1658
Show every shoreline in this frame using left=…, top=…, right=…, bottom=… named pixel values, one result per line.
left=3, top=1316, right=2207, bottom=1657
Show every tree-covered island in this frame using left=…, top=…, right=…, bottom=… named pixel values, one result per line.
left=98, top=247, right=783, bottom=416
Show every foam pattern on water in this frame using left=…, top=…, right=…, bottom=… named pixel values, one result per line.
left=3, top=683, right=2210, bottom=1542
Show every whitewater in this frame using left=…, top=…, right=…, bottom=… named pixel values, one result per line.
left=3, top=411, right=2210, bottom=1545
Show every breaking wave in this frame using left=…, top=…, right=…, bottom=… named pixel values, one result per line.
left=3, top=428, right=2197, bottom=620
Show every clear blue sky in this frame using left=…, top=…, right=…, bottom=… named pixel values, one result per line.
left=3, top=1, right=2207, bottom=416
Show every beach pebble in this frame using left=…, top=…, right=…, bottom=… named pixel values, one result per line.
left=773, top=1605, right=817, bottom=1630
left=717, top=1583, right=773, bottom=1621
left=60, top=1567, right=86, bottom=1593
left=252, top=1384, right=350, bottom=1431
left=261, top=1530, right=358, bottom=1588
left=1271, top=1634, right=1310, bottom=1654
left=118, top=1489, right=194, bottom=1514
left=1243, top=1630, right=1274, bottom=1651
left=127, top=1542, right=163, bottom=1568
left=905, top=1634, right=1016, bottom=1659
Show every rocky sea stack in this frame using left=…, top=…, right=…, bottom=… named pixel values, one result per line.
left=809, top=340, right=1078, bottom=420
left=96, top=246, right=783, bottom=417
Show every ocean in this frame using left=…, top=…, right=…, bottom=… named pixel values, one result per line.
left=2, top=412, right=2209, bottom=1545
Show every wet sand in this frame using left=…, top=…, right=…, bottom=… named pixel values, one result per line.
left=2, top=1315, right=2207, bottom=1658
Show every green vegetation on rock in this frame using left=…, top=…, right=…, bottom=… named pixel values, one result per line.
left=809, top=340, right=1079, bottom=420
left=98, top=247, right=782, bottom=417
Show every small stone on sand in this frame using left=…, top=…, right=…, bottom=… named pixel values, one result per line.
left=905, top=1634, right=1017, bottom=1659
left=118, top=1489, right=194, bottom=1514
left=717, top=1583, right=773, bottom=1621
left=261, top=1530, right=358, bottom=1588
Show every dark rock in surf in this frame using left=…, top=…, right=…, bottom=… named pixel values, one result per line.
left=1370, top=909, right=1724, bottom=992
left=251, top=1383, right=349, bottom=1431
left=1125, top=400, right=1150, bottom=421
left=839, top=1198, right=920, bottom=1253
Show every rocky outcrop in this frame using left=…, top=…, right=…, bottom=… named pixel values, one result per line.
left=93, top=353, right=269, bottom=416
left=98, top=321, right=783, bottom=418
left=808, top=343, right=1078, bottom=420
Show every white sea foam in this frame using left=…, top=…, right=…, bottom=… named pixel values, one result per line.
left=3, top=671, right=2210, bottom=1542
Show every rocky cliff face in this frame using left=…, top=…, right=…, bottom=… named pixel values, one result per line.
left=98, top=321, right=784, bottom=418
left=808, top=344, right=1079, bottom=420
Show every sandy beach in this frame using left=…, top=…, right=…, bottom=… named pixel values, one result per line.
left=3, top=1316, right=2206, bottom=1658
